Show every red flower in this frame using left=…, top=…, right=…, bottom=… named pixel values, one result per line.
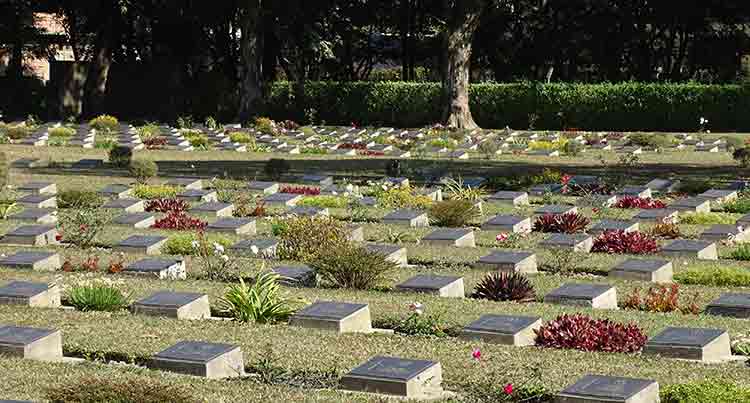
left=471, top=348, right=481, bottom=361
left=561, top=174, right=572, bottom=185
left=592, top=208, right=600, bottom=214
left=55, top=234, right=63, bottom=241
left=504, top=383, right=514, bottom=395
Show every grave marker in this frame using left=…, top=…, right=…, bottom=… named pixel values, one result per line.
left=699, top=225, right=749, bottom=242
left=263, top=193, right=302, bottom=206
left=166, top=178, right=203, bottom=189
left=271, top=265, right=316, bottom=286
left=230, top=238, right=279, bottom=258
left=340, top=356, right=444, bottom=398
left=487, top=191, right=529, bottom=206
left=609, top=259, right=673, bottom=283
left=288, top=206, right=329, bottom=217
left=633, top=209, right=678, bottom=223
left=395, top=275, right=465, bottom=298
left=539, top=233, right=593, bottom=253
left=0, top=281, right=60, bottom=307
left=124, top=258, right=186, bottom=280
left=364, top=244, right=408, bottom=267
left=149, top=341, right=244, bottom=379
left=191, top=202, right=235, bottom=217
left=103, top=198, right=145, bottom=213
left=382, top=210, right=429, bottom=227
left=8, top=208, right=56, bottom=224
left=1, top=225, right=58, bottom=246
left=481, top=215, right=531, bottom=233
left=544, top=283, right=617, bottom=309
left=206, top=218, right=256, bottom=235
left=557, top=375, right=660, bottom=403
left=705, top=293, right=750, bottom=319
left=114, top=235, right=168, bottom=255
left=661, top=239, right=717, bottom=260
left=99, top=184, right=134, bottom=199
left=534, top=205, right=577, bottom=215
left=460, top=314, right=542, bottom=346
left=112, top=212, right=157, bottom=228
left=0, top=325, right=62, bottom=362
left=16, top=194, right=57, bottom=209
left=669, top=197, right=710, bottom=213
left=421, top=228, right=475, bottom=248
left=290, top=301, right=372, bottom=333
left=0, top=251, right=60, bottom=271
left=475, top=251, right=537, bottom=273
left=247, top=181, right=279, bottom=194
left=132, top=291, right=210, bottom=319
left=643, top=327, right=731, bottom=362
left=17, top=182, right=57, bottom=195
left=177, top=189, right=218, bottom=203
left=589, top=220, right=639, bottom=235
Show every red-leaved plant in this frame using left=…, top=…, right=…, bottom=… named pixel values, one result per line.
left=146, top=198, right=189, bottom=213
left=532, top=212, right=590, bottom=234
left=143, top=136, right=167, bottom=149
left=358, top=150, right=385, bottom=156
left=614, top=196, right=667, bottom=209
left=338, top=143, right=367, bottom=150
left=279, top=185, right=320, bottom=195
left=592, top=230, right=660, bottom=254
left=151, top=211, right=207, bottom=230
left=535, top=314, right=647, bottom=353
left=623, top=284, right=700, bottom=314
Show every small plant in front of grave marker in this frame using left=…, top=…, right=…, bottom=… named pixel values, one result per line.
left=89, top=114, right=119, bottom=132
left=64, top=275, right=129, bottom=312
left=495, top=232, right=527, bottom=248
left=132, top=184, right=179, bottom=199
left=443, top=177, right=487, bottom=202
left=722, top=196, right=750, bottom=213
left=0, top=201, right=19, bottom=219
left=255, top=117, right=281, bottom=136
left=108, top=146, right=133, bottom=168
left=347, top=198, right=369, bottom=222
left=471, top=272, right=536, bottom=303
left=675, top=265, right=750, bottom=287
left=247, top=344, right=288, bottom=384
left=375, top=302, right=450, bottom=337
left=680, top=212, right=736, bottom=225
left=731, top=243, right=750, bottom=261
left=192, top=231, right=238, bottom=281
left=145, top=198, right=188, bottom=213
left=371, top=184, right=433, bottom=210
left=661, top=379, right=750, bottom=403
left=541, top=249, right=586, bottom=275
left=592, top=230, right=659, bottom=255
left=162, top=233, right=231, bottom=256
left=298, top=195, right=349, bottom=209
left=0, top=151, right=7, bottom=189
left=731, top=334, right=750, bottom=357
left=613, top=196, right=666, bottom=209
left=142, top=136, right=167, bottom=150
left=129, top=159, right=158, bottom=184
left=218, top=272, right=301, bottom=324
left=176, top=115, right=194, bottom=129
left=107, top=253, right=125, bottom=273
left=429, top=199, right=481, bottom=228
left=311, top=244, right=396, bottom=290
left=622, top=284, right=700, bottom=315
left=532, top=212, right=590, bottom=234
left=58, top=190, right=104, bottom=209
left=45, top=377, right=200, bottom=403
left=530, top=168, right=562, bottom=185
left=151, top=211, right=207, bottom=231
left=382, top=228, right=412, bottom=244
left=277, top=216, right=350, bottom=262
left=648, top=222, right=682, bottom=239
left=534, top=314, right=647, bottom=353
left=59, top=208, right=114, bottom=249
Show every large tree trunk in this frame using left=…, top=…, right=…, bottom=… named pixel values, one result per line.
left=82, top=41, right=112, bottom=118
left=442, top=1, right=483, bottom=130
left=238, top=1, right=264, bottom=122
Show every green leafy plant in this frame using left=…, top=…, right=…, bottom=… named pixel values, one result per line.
left=563, top=140, right=583, bottom=156
left=675, top=265, right=750, bottom=287
left=255, top=117, right=280, bottom=136
left=661, top=380, right=750, bottom=403
left=108, top=146, right=133, bottom=167
left=541, top=249, right=585, bottom=275
left=722, top=197, right=750, bottom=214
left=66, top=277, right=129, bottom=312
left=276, top=216, right=350, bottom=262
left=679, top=212, right=735, bottom=225
left=161, top=233, right=232, bottom=256
left=471, top=272, right=536, bottom=302
left=218, top=272, right=300, bottom=323
left=381, top=228, right=411, bottom=244
left=298, top=195, right=349, bottom=208
left=0, top=201, right=19, bottom=219
left=0, top=151, right=7, bottom=189
left=443, top=177, right=486, bottom=202
left=311, top=244, right=396, bottom=289
left=429, top=199, right=481, bottom=227
left=730, top=244, right=750, bottom=261
left=191, top=231, right=238, bottom=281
left=48, top=126, right=75, bottom=138
left=59, top=208, right=114, bottom=248
left=89, top=114, right=119, bottom=132
left=45, top=377, right=201, bottom=403
left=628, top=133, right=675, bottom=149
left=129, top=159, right=158, bottom=184
left=58, top=190, right=103, bottom=209
left=371, top=184, right=433, bottom=209
left=228, top=131, right=253, bottom=143
left=374, top=304, right=450, bottom=337
left=132, top=184, right=179, bottom=199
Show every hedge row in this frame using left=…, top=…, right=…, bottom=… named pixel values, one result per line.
left=266, top=81, right=750, bottom=131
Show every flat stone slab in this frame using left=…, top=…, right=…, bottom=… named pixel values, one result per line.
left=206, top=218, right=256, bottom=235
left=230, top=238, right=279, bottom=258
left=248, top=181, right=279, bottom=194
left=112, top=213, right=156, bottom=229
left=0, top=281, right=60, bottom=307
left=9, top=208, right=57, bottom=224
left=271, top=264, right=316, bottom=287
left=340, top=356, right=443, bottom=398
left=103, top=198, right=145, bottom=213
left=17, top=182, right=56, bottom=195
left=589, top=220, right=639, bottom=235
left=190, top=202, right=235, bottom=217
left=114, top=235, right=168, bottom=255
left=661, top=239, right=717, bottom=260
left=124, top=258, right=186, bottom=280
left=288, top=206, right=329, bottom=217
left=534, top=205, right=578, bottom=215
left=460, top=314, right=542, bottom=346
left=395, top=275, right=464, bottom=298
left=610, top=259, right=673, bottom=283
left=132, top=291, right=210, bottom=319
left=643, top=327, right=731, bottom=362
left=700, top=224, right=750, bottom=242
left=528, top=183, right=564, bottom=196
left=705, top=293, right=750, bottom=319
left=382, top=210, right=429, bottom=227
left=544, top=283, right=618, bottom=309
left=177, top=189, right=218, bottom=203
left=617, top=186, right=652, bottom=199
left=1, top=225, right=58, bottom=246
left=300, top=175, right=333, bottom=187
left=99, top=184, right=133, bottom=199
left=669, top=197, right=710, bottom=213
left=481, top=215, right=531, bottom=233
left=166, top=178, right=203, bottom=189
left=633, top=209, right=678, bottom=223
left=290, top=301, right=372, bottom=333
left=0, top=251, right=60, bottom=271
left=421, top=228, right=475, bottom=248
left=487, top=191, right=529, bottom=206
left=364, top=244, right=408, bottom=267
left=150, top=340, right=244, bottom=379
left=645, top=178, right=680, bottom=193
left=698, top=189, right=738, bottom=203
left=0, top=325, right=62, bottom=362
left=557, top=374, right=659, bottom=403
left=16, top=194, right=57, bottom=209
left=475, top=251, right=537, bottom=273
left=263, top=193, right=303, bottom=206
left=539, top=233, right=593, bottom=253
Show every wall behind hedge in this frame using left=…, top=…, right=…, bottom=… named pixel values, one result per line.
left=267, top=81, right=750, bottom=132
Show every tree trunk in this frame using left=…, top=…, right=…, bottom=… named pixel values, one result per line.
left=238, top=1, right=264, bottom=122
left=441, top=1, right=483, bottom=130
left=82, top=41, right=112, bottom=118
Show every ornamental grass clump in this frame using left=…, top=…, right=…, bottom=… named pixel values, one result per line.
left=276, top=216, right=350, bottom=262
left=311, top=244, right=396, bottom=290
left=218, top=272, right=300, bottom=324
left=532, top=212, right=590, bottom=233
left=592, top=230, right=660, bottom=254
left=534, top=314, right=647, bottom=353
left=471, top=272, right=536, bottom=302
left=65, top=276, right=129, bottom=312
left=429, top=199, right=481, bottom=227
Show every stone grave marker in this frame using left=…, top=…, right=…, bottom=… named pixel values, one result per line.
left=643, top=327, right=731, bottom=362
left=248, top=181, right=279, bottom=194
left=633, top=209, right=678, bottom=223
left=697, top=189, right=738, bottom=204
left=72, top=159, right=103, bottom=169
left=699, top=224, right=749, bottom=242
left=0, top=325, right=62, bottom=362
left=149, top=340, right=244, bottom=379
left=460, top=314, right=542, bottom=346
left=206, top=218, right=256, bottom=235
left=230, top=238, right=279, bottom=258
left=0, top=281, right=60, bottom=307
left=384, top=177, right=409, bottom=187
left=346, top=224, right=365, bottom=242
left=487, top=191, right=529, bottom=206
left=589, top=220, right=639, bottom=235
left=263, top=193, right=302, bottom=206
left=191, top=202, right=235, bottom=217
left=475, top=251, right=537, bottom=273
left=132, top=291, right=210, bottom=320
left=669, top=197, right=710, bottom=213
left=738, top=213, right=750, bottom=228
left=705, top=293, right=750, bottom=319
left=539, top=233, right=593, bottom=253
left=421, top=228, right=475, bottom=248
left=661, top=239, right=717, bottom=260
left=114, top=235, right=168, bottom=255
left=1, top=225, right=58, bottom=246
left=544, top=283, right=617, bottom=309
left=271, top=265, right=316, bottom=286
left=610, top=259, right=673, bottom=283
left=395, top=275, right=465, bottom=298
left=481, top=215, right=531, bottom=233
left=364, top=244, right=408, bottom=267
left=290, top=301, right=372, bottom=333
left=103, top=198, right=145, bottom=213
left=617, top=186, right=652, bottom=199
left=17, top=182, right=56, bottom=195
left=16, top=194, right=57, bottom=209
left=112, top=212, right=157, bottom=229
left=556, top=374, right=659, bottom=403
left=416, top=188, right=442, bottom=201
left=382, top=210, right=429, bottom=227
left=288, top=206, right=329, bottom=217
left=340, top=356, right=444, bottom=399
left=166, top=178, right=203, bottom=189
left=534, top=205, right=577, bottom=215
left=124, top=258, right=186, bottom=280
left=0, top=251, right=60, bottom=271
left=177, top=189, right=218, bottom=203
left=527, top=183, right=564, bottom=196
left=99, top=184, right=133, bottom=199
left=9, top=208, right=57, bottom=224
left=300, top=174, right=333, bottom=187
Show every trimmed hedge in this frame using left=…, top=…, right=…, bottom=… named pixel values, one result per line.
left=267, top=81, right=750, bottom=131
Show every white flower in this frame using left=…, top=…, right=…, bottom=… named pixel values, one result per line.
left=191, top=240, right=200, bottom=249
left=221, top=255, right=229, bottom=262
left=250, top=245, right=259, bottom=255
left=212, top=243, right=224, bottom=253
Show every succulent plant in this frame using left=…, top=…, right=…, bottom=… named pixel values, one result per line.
left=471, top=272, right=536, bottom=303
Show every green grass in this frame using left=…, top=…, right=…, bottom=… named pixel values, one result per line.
left=679, top=212, right=738, bottom=225
left=675, top=265, right=750, bottom=287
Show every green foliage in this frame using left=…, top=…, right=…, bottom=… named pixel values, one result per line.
left=66, top=279, right=129, bottom=312
left=136, top=123, right=161, bottom=140
left=59, top=208, right=114, bottom=248
left=628, top=133, right=675, bottom=149
left=477, top=139, right=500, bottom=158
left=529, top=139, right=567, bottom=151
left=679, top=212, right=735, bottom=225
left=108, top=146, right=133, bottom=167
left=730, top=244, right=750, bottom=261
left=661, top=380, right=750, bottom=403
left=734, top=147, right=750, bottom=168
left=228, top=131, right=254, bottom=143
left=218, top=272, right=300, bottom=323
left=429, top=199, right=481, bottom=227
left=255, top=117, right=280, bottom=136
left=311, top=244, right=396, bottom=289
left=276, top=216, right=350, bottom=262
left=3, top=125, right=32, bottom=139
left=723, top=136, right=744, bottom=151
left=48, top=126, right=75, bottom=138
left=298, top=195, right=349, bottom=208
left=722, top=197, right=750, bottom=213
left=0, top=152, right=7, bottom=189
left=443, top=177, right=486, bottom=202
left=531, top=168, right=562, bottom=184
left=129, top=159, right=158, bottom=184
left=45, top=377, right=200, bottom=403
left=162, top=233, right=232, bottom=256
left=182, top=130, right=210, bottom=148
left=563, top=140, right=584, bottom=156
left=372, top=185, right=433, bottom=209
left=132, top=184, right=178, bottom=199
left=375, top=311, right=450, bottom=337
left=675, top=265, right=750, bottom=287
left=58, top=190, right=103, bottom=209
left=89, top=115, right=119, bottom=132
left=676, top=180, right=714, bottom=195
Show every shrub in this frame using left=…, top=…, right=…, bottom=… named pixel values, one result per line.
left=733, top=147, right=750, bottom=168
left=730, top=244, right=750, bottom=261
left=132, top=184, right=178, bottom=199
left=182, top=130, right=210, bottom=148
left=162, top=233, right=232, bottom=256
left=45, top=377, right=200, bottom=403
left=48, top=126, right=75, bottom=138
left=471, top=272, right=536, bottom=302
left=443, top=177, right=486, bottom=202
left=145, top=198, right=188, bottom=213
left=218, top=272, right=300, bottom=323
left=532, top=212, right=590, bottom=233
left=58, top=190, right=103, bottom=209
left=540, top=248, right=587, bottom=275
left=234, top=194, right=266, bottom=217
left=65, top=277, right=129, bottom=312
left=89, top=114, right=119, bottom=132
left=298, top=195, right=349, bottom=208
left=373, top=185, right=433, bottom=209
left=679, top=212, right=736, bottom=225
left=310, top=244, right=396, bottom=289
left=628, top=133, right=675, bottom=149
left=0, top=152, right=6, bottom=189
left=614, top=196, right=666, bottom=209
left=374, top=303, right=450, bottom=337
left=675, top=266, right=750, bottom=287
left=429, top=199, right=481, bottom=227
left=151, top=211, right=207, bottom=231
left=265, top=158, right=290, bottom=181
left=108, top=146, right=132, bottom=167
left=4, top=125, right=31, bottom=139
left=229, top=131, right=254, bottom=143
left=661, top=380, right=750, bottom=403
left=276, top=216, right=350, bottom=262
left=732, top=334, right=750, bottom=356
left=623, top=284, right=699, bottom=314
left=592, top=230, right=659, bottom=254
left=61, top=256, right=101, bottom=273
left=129, top=159, right=158, bottom=184
left=534, top=314, right=647, bottom=353
left=59, top=208, right=113, bottom=248
left=722, top=197, right=750, bottom=214
left=529, top=139, right=567, bottom=151
left=143, top=136, right=167, bottom=149
left=279, top=185, right=320, bottom=195
left=531, top=168, right=562, bottom=184
left=649, top=222, right=682, bottom=239
left=255, top=117, right=280, bottom=136
left=677, top=180, right=714, bottom=195
left=136, top=123, right=161, bottom=139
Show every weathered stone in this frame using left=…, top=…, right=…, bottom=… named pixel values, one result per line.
left=539, top=233, right=593, bottom=253
left=589, top=220, right=639, bottom=235
left=290, top=301, right=372, bottom=333
left=421, top=228, right=475, bottom=248
left=1, top=225, right=58, bottom=246
left=544, top=283, right=618, bottom=309
left=149, top=341, right=244, bottom=379
left=481, top=215, right=531, bottom=233
left=534, top=205, right=577, bottom=215
left=132, top=291, right=210, bottom=319
left=17, top=182, right=56, bottom=195
left=643, top=327, right=731, bottom=362
left=190, top=202, right=235, bottom=217
left=114, top=235, right=168, bottom=255
left=9, top=208, right=57, bottom=224
left=556, top=375, right=660, bottom=403
left=382, top=210, right=429, bottom=227
left=0, top=325, right=62, bottom=362
left=661, top=239, right=717, bottom=260
left=487, top=191, right=529, bottom=206
left=103, top=198, right=145, bottom=213
left=206, top=218, right=256, bottom=235
left=475, top=251, right=537, bottom=273
left=112, top=212, right=157, bottom=228
left=460, top=314, right=542, bottom=346
left=124, top=258, right=186, bottom=280
left=669, top=197, right=710, bottom=213
left=705, top=293, right=750, bottom=319
left=16, top=194, right=57, bottom=209
left=340, top=356, right=444, bottom=399
left=263, top=193, right=302, bottom=206
left=364, top=244, right=408, bottom=267
left=0, top=281, right=60, bottom=307
left=395, top=275, right=465, bottom=298
left=247, top=181, right=279, bottom=194
left=610, top=259, right=673, bottom=283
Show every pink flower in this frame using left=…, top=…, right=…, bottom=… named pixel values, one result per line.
left=408, top=302, right=424, bottom=315
left=496, top=233, right=509, bottom=242
left=561, top=174, right=572, bottom=185
left=471, top=348, right=481, bottom=361
left=504, top=383, right=514, bottom=395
